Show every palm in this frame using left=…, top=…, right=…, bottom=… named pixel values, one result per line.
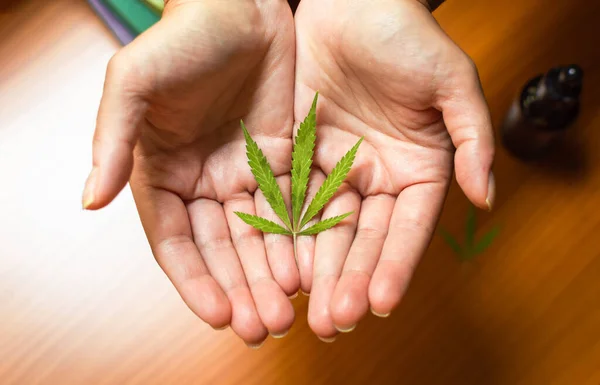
left=89, top=1, right=298, bottom=346
left=294, top=0, right=495, bottom=339
left=296, top=0, right=454, bottom=197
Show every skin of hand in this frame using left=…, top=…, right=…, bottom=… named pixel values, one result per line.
left=293, top=0, right=495, bottom=340
left=82, top=0, right=300, bottom=347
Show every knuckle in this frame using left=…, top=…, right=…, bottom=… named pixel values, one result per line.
left=356, top=226, right=388, bottom=242
left=106, top=51, right=139, bottom=85
left=460, top=53, right=480, bottom=78
left=106, top=52, right=125, bottom=78
left=197, top=235, right=233, bottom=253
left=231, top=228, right=262, bottom=249
left=394, top=215, right=434, bottom=236
left=246, top=275, right=272, bottom=290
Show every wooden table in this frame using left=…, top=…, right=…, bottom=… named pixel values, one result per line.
left=1, top=0, right=599, bottom=384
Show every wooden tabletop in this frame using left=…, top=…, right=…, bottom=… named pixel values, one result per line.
left=1, top=0, right=599, bottom=384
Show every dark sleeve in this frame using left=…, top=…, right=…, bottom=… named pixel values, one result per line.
left=288, top=0, right=300, bottom=14
left=288, top=0, right=444, bottom=14
left=427, top=0, right=446, bottom=11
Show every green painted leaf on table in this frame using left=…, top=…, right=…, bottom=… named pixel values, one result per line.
left=300, top=137, right=364, bottom=229
left=241, top=121, right=292, bottom=231
left=299, top=212, right=353, bottom=235
left=438, top=227, right=463, bottom=256
left=234, top=212, right=292, bottom=235
left=291, top=92, right=318, bottom=230
left=465, top=204, right=476, bottom=248
left=473, top=225, right=501, bottom=255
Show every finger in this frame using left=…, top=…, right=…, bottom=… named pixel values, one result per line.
left=296, top=170, right=326, bottom=295
left=82, top=13, right=181, bottom=211
left=224, top=194, right=295, bottom=337
left=130, top=182, right=231, bottom=329
left=436, top=54, right=495, bottom=211
left=83, top=49, right=147, bottom=211
left=330, top=194, right=395, bottom=329
left=307, top=185, right=361, bottom=340
left=369, top=181, right=447, bottom=316
left=187, top=198, right=268, bottom=346
left=255, top=175, right=299, bottom=297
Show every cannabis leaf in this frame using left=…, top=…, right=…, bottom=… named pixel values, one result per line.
left=299, top=212, right=353, bottom=235
left=241, top=121, right=292, bottom=230
left=291, top=92, right=318, bottom=229
left=438, top=227, right=463, bottom=255
left=473, top=225, right=500, bottom=255
left=438, top=204, right=501, bottom=261
left=299, top=137, right=363, bottom=229
left=234, top=212, right=292, bottom=235
left=235, top=92, right=363, bottom=263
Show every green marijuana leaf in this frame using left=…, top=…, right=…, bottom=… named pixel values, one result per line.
left=235, top=91, right=363, bottom=263
left=473, top=225, right=500, bottom=255
left=241, top=121, right=292, bottom=231
left=438, top=204, right=501, bottom=261
left=299, top=137, right=363, bottom=229
left=299, top=212, right=353, bottom=235
left=234, top=212, right=292, bottom=235
left=438, top=227, right=463, bottom=256
left=291, top=92, right=318, bottom=230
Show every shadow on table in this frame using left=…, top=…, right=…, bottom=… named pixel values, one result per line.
left=0, top=0, right=32, bottom=12
left=528, top=130, right=590, bottom=182
left=281, top=259, right=511, bottom=385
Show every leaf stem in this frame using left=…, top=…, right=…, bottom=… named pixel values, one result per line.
left=293, top=232, right=298, bottom=268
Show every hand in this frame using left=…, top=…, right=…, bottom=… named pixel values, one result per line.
left=82, top=0, right=298, bottom=347
left=294, top=0, right=495, bottom=339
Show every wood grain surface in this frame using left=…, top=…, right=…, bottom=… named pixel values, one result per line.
left=1, top=0, right=599, bottom=384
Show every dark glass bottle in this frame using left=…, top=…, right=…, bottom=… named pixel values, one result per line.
left=500, top=64, right=584, bottom=160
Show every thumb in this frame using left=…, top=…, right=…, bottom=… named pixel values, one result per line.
left=82, top=51, right=147, bottom=210
left=436, top=55, right=496, bottom=211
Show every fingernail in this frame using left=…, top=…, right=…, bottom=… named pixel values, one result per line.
left=288, top=291, right=298, bottom=299
left=318, top=335, right=336, bottom=343
left=300, top=290, right=309, bottom=296
left=271, top=330, right=289, bottom=339
left=486, top=171, right=495, bottom=212
left=82, top=167, right=98, bottom=209
left=371, top=308, right=390, bottom=318
left=246, top=340, right=266, bottom=350
left=334, top=324, right=356, bottom=333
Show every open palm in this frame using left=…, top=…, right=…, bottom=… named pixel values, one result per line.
left=294, top=0, right=495, bottom=339
left=83, top=0, right=298, bottom=346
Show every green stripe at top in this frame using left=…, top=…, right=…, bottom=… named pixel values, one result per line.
left=142, top=0, right=164, bottom=14
left=103, top=0, right=160, bottom=35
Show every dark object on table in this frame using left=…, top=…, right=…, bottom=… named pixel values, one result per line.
left=87, top=0, right=135, bottom=45
left=500, top=64, right=584, bottom=160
